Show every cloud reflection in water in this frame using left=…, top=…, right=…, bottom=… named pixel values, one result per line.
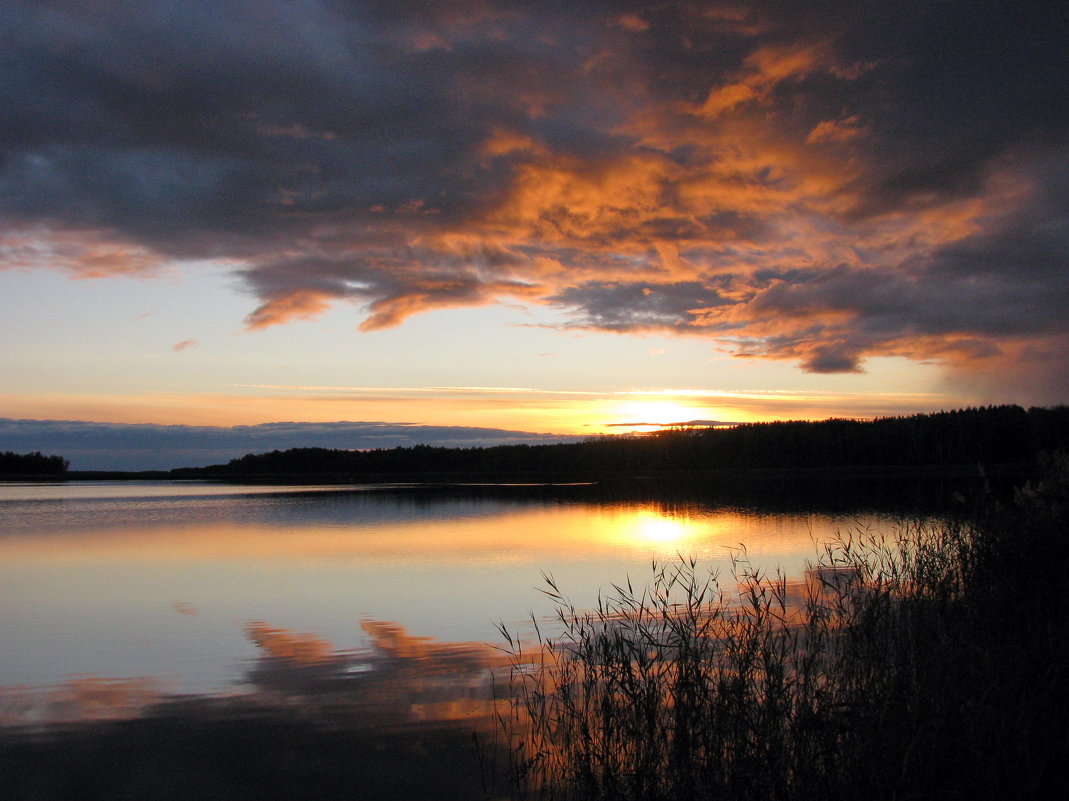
left=0, top=620, right=511, bottom=801
left=2, top=618, right=510, bottom=731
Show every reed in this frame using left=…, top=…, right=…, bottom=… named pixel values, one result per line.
left=497, top=466, right=1069, bottom=800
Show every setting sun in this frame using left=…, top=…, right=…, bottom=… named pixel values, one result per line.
left=608, top=400, right=707, bottom=431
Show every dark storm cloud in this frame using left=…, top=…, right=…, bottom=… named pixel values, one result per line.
left=830, top=2, right=1069, bottom=211
left=552, top=281, right=732, bottom=330
left=1, top=0, right=490, bottom=238
left=0, top=418, right=577, bottom=471
left=2, top=1, right=1068, bottom=386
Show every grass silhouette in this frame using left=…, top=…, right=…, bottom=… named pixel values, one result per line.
left=498, top=460, right=1069, bottom=800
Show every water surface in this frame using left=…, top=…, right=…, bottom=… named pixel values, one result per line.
left=0, top=480, right=903, bottom=726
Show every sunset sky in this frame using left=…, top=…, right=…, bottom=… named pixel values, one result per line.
left=2, top=1, right=1067, bottom=467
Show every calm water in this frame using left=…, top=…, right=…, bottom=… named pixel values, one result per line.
left=0, top=481, right=904, bottom=729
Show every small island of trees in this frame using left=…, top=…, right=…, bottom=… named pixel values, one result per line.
left=0, top=451, right=69, bottom=475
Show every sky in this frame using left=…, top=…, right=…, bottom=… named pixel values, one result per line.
left=2, top=1, right=1068, bottom=469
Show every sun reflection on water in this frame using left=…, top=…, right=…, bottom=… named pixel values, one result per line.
left=631, top=514, right=693, bottom=545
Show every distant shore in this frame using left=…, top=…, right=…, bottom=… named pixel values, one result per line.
left=5, top=405, right=1065, bottom=513
left=1, top=462, right=1035, bottom=517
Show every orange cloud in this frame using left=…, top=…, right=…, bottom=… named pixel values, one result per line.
left=359, top=277, right=542, bottom=331
left=1, top=226, right=167, bottom=278
left=245, top=289, right=338, bottom=329
left=699, top=42, right=835, bottom=119
left=806, top=116, right=865, bottom=145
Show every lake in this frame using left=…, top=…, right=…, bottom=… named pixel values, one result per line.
left=0, top=480, right=912, bottom=799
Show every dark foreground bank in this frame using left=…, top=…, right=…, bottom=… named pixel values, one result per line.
left=0, top=712, right=499, bottom=801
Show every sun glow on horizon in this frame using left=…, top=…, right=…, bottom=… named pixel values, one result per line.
left=0, top=383, right=956, bottom=444
left=598, top=399, right=733, bottom=433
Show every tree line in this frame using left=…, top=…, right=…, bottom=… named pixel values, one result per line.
left=0, top=451, right=70, bottom=475
left=208, top=405, right=1069, bottom=478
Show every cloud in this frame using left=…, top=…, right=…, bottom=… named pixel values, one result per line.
left=552, top=281, right=733, bottom=330
left=1, top=1, right=1067, bottom=389
left=172, top=339, right=198, bottom=351
left=699, top=41, right=837, bottom=119
left=0, top=418, right=578, bottom=471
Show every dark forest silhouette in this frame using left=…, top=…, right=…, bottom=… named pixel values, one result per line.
left=195, top=405, right=1069, bottom=479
